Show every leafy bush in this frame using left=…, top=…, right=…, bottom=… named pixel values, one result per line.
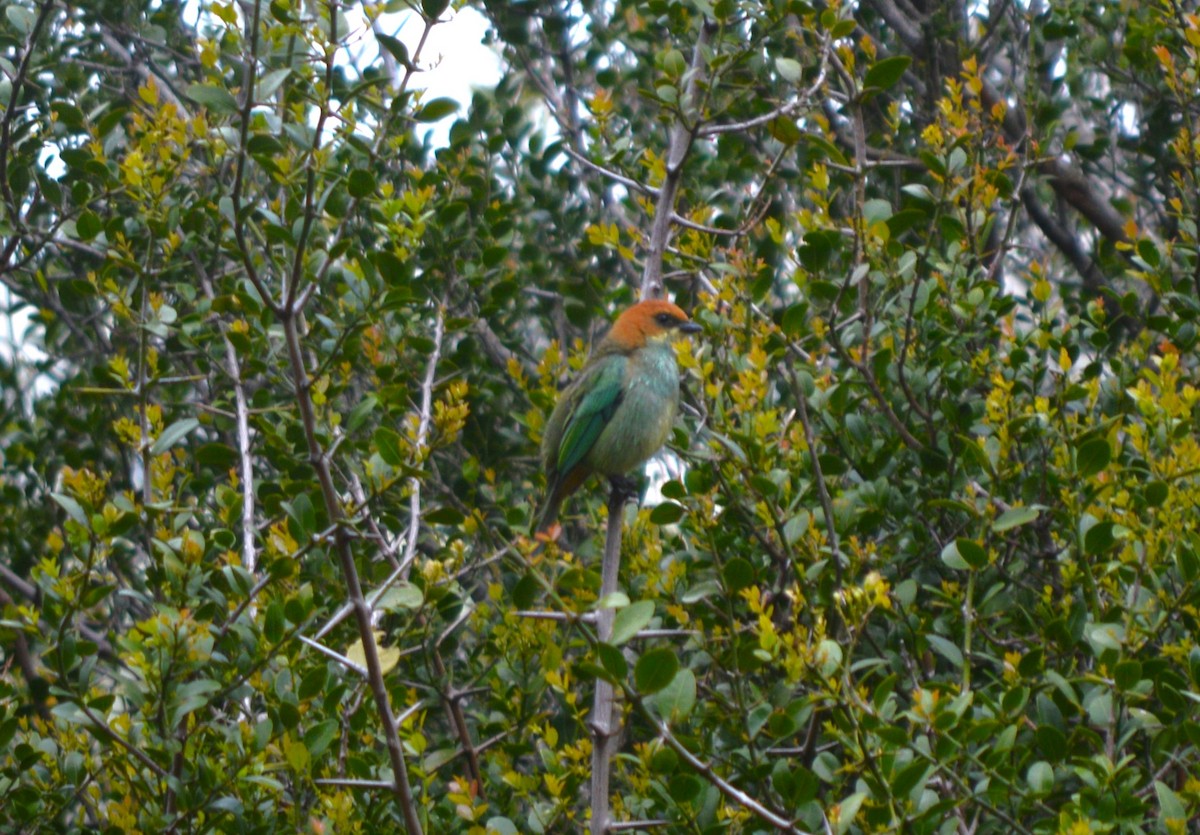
left=2, top=0, right=1198, bottom=832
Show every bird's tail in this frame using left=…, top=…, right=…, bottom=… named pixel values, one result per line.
left=530, top=491, right=563, bottom=536
left=530, top=467, right=587, bottom=535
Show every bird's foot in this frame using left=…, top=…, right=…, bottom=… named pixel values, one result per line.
left=608, top=475, right=640, bottom=504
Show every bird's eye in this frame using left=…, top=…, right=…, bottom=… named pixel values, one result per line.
left=655, top=312, right=675, bottom=325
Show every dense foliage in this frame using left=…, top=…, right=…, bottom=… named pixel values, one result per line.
left=3, top=0, right=1200, bottom=832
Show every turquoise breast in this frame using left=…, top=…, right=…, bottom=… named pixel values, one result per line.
left=586, top=342, right=680, bottom=476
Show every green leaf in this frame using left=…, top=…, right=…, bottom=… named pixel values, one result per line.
left=1113, top=659, right=1141, bottom=690
left=170, top=694, right=212, bottom=727
left=1155, top=780, right=1187, bottom=829
left=635, top=648, right=679, bottom=694
left=863, top=198, right=892, bottom=224
left=817, top=639, right=842, bottom=677
left=648, top=501, right=684, bottom=525
left=1137, top=238, right=1161, bottom=268
left=941, top=538, right=986, bottom=570
left=374, top=426, right=403, bottom=466
left=891, top=760, right=930, bottom=799
left=775, top=56, right=802, bottom=83
left=864, top=56, right=912, bottom=91
left=782, top=303, right=807, bottom=337
left=283, top=493, right=315, bottom=537
left=668, top=774, right=702, bottom=802
left=1026, top=761, right=1054, bottom=795
left=264, top=600, right=285, bottom=644
left=597, top=642, right=627, bottom=679
left=304, top=719, right=339, bottom=758
left=511, top=573, right=539, bottom=609
left=347, top=169, right=375, bottom=198
left=1076, top=436, right=1111, bottom=477
left=425, top=506, right=464, bottom=525
left=993, top=506, right=1039, bottom=532
left=414, top=97, right=459, bottom=122
left=659, top=48, right=686, bottom=79
left=378, top=583, right=423, bottom=611
left=298, top=667, right=328, bottom=701
left=421, top=0, right=450, bottom=18
left=284, top=739, right=309, bottom=767
left=6, top=6, right=34, bottom=34
left=610, top=600, right=654, bottom=647
left=1084, top=520, right=1115, bottom=555
left=374, top=251, right=408, bottom=285
left=680, top=580, right=719, bottom=604
left=802, top=134, right=848, bottom=166
left=246, top=134, right=285, bottom=156
left=76, top=210, right=102, bottom=241
left=256, top=68, right=291, bottom=99
left=1144, top=480, right=1168, bottom=507
left=651, top=668, right=696, bottom=723
left=484, top=818, right=519, bottom=835
left=197, top=441, right=238, bottom=470
left=150, top=418, right=200, bottom=455
left=597, top=591, right=630, bottom=609
left=834, top=791, right=866, bottom=834
left=376, top=34, right=411, bottom=69
left=1087, top=622, right=1125, bottom=653
left=926, top=634, right=963, bottom=668
left=722, top=557, right=754, bottom=592
left=830, top=18, right=856, bottom=38
left=52, top=492, right=89, bottom=527
left=186, top=84, right=239, bottom=115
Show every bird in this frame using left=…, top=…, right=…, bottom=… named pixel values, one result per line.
left=532, top=298, right=702, bottom=534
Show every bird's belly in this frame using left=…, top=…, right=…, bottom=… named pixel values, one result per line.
left=587, top=372, right=679, bottom=476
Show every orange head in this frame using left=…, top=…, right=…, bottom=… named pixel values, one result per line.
left=604, top=299, right=701, bottom=350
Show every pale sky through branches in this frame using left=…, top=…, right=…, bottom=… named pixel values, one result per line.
left=0, top=6, right=503, bottom=400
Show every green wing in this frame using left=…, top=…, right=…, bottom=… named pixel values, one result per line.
left=556, top=356, right=626, bottom=476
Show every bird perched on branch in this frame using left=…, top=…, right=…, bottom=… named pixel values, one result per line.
left=533, top=299, right=702, bottom=534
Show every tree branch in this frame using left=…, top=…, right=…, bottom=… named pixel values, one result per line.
left=640, top=20, right=715, bottom=300
left=0, top=0, right=54, bottom=273
left=281, top=306, right=423, bottom=831
left=590, top=483, right=632, bottom=835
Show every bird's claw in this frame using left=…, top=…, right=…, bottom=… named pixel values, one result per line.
left=608, top=475, right=639, bottom=504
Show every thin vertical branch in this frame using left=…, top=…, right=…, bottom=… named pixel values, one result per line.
left=0, top=0, right=54, bottom=272
left=432, top=611, right=484, bottom=794
left=401, top=305, right=444, bottom=578
left=281, top=310, right=424, bottom=833
left=785, top=363, right=842, bottom=587
left=228, top=0, right=275, bottom=314
left=250, top=3, right=421, bottom=824
left=284, top=0, right=339, bottom=312
left=638, top=712, right=808, bottom=833
left=198, top=267, right=256, bottom=575
left=590, top=485, right=630, bottom=835
left=591, top=19, right=716, bottom=829
left=639, top=20, right=715, bottom=300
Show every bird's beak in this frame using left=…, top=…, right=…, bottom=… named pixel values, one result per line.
left=678, top=321, right=702, bottom=335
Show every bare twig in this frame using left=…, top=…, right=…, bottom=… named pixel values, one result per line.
left=697, top=28, right=831, bottom=138
left=297, top=634, right=368, bottom=677
left=227, top=0, right=277, bottom=315
left=281, top=307, right=423, bottom=831
left=563, top=145, right=657, bottom=196
left=198, top=264, right=257, bottom=575
left=640, top=20, right=715, bottom=300
left=0, top=0, right=55, bottom=272
left=400, top=305, right=445, bottom=579
left=590, top=485, right=632, bottom=835
left=99, top=32, right=191, bottom=116
left=648, top=717, right=809, bottom=833
left=785, top=364, right=842, bottom=586
left=76, top=701, right=170, bottom=780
